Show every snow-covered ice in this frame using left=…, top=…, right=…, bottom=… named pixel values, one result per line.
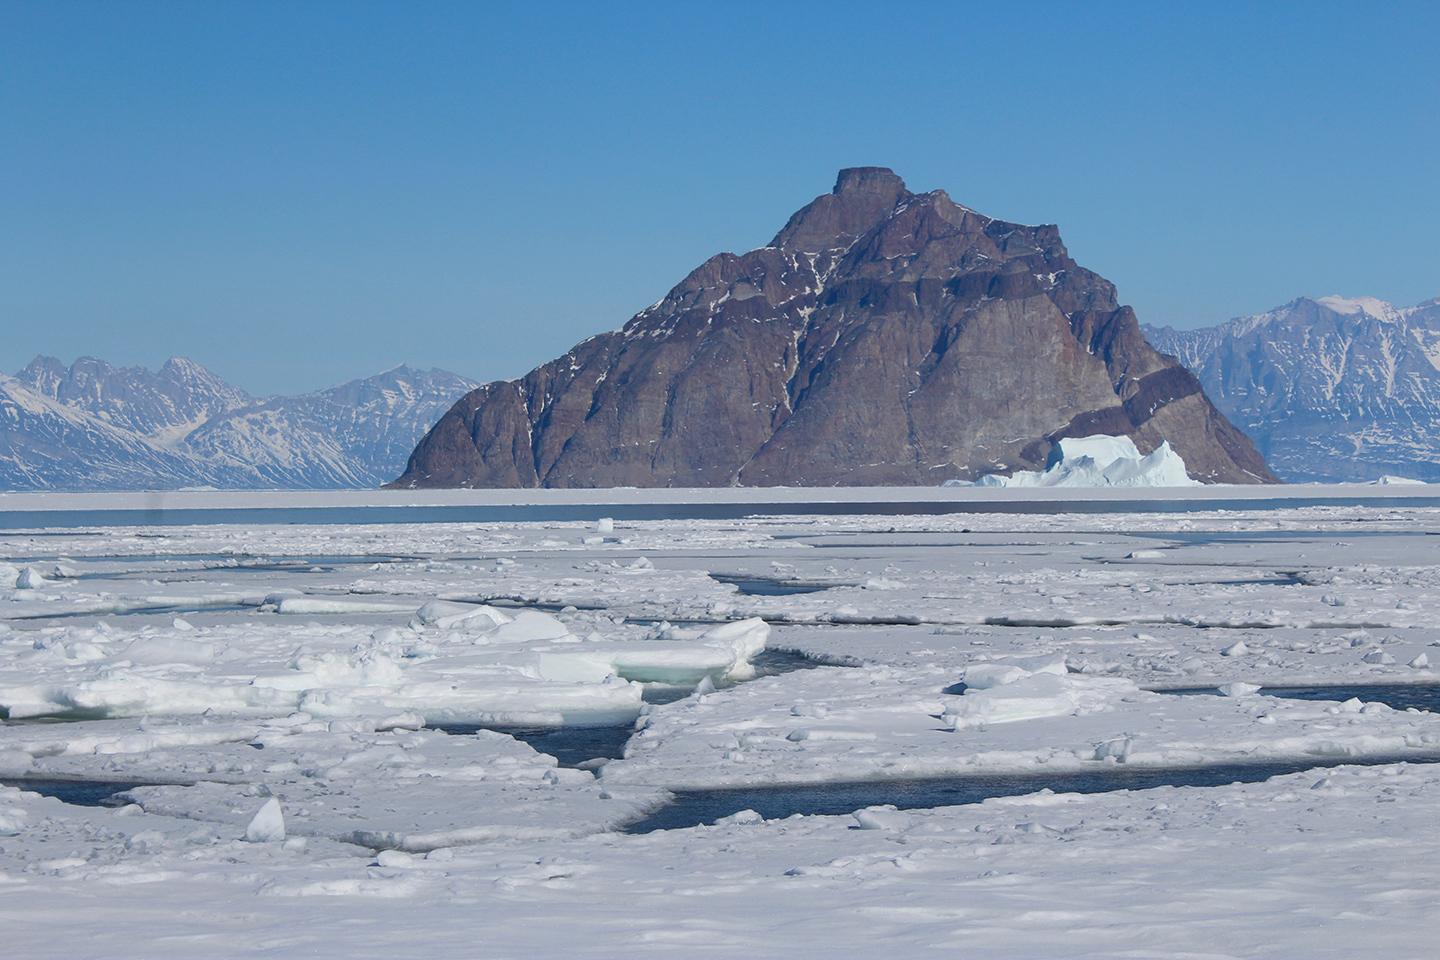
left=2, top=496, right=1440, bottom=956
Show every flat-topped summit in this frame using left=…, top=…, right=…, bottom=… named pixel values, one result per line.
left=770, top=166, right=911, bottom=253
left=394, top=169, right=1272, bottom=488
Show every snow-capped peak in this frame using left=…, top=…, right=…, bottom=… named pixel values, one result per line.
left=1, top=358, right=480, bottom=491
left=1315, top=295, right=1402, bottom=322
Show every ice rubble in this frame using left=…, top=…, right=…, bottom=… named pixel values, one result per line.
left=0, top=600, right=769, bottom=728
left=945, top=435, right=1199, bottom=488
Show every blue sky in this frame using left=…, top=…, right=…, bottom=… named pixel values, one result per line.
left=2, top=1, right=1436, bottom=395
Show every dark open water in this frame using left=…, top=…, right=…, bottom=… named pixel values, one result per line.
left=5, top=495, right=1440, bottom=529
left=622, top=753, right=1440, bottom=833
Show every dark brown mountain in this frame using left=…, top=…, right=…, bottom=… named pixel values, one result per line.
left=394, top=168, right=1274, bottom=488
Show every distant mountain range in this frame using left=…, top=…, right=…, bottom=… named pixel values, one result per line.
left=0, top=358, right=478, bottom=490
left=1146, top=296, right=1440, bottom=482
left=394, top=168, right=1270, bottom=488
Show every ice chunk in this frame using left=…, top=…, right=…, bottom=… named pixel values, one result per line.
left=1218, top=682, right=1261, bottom=698
left=245, top=798, right=286, bottom=843
left=853, top=808, right=907, bottom=831
left=15, top=567, right=48, bottom=590
left=961, top=664, right=1030, bottom=690
left=413, top=600, right=514, bottom=631
left=947, top=673, right=1092, bottom=729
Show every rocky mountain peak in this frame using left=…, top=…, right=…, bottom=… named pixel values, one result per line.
left=159, top=355, right=217, bottom=379
left=395, top=168, right=1272, bottom=489
left=771, top=166, right=912, bottom=253
left=833, top=165, right=907, bottom=197
left=16, top=355, right=66, bottom=396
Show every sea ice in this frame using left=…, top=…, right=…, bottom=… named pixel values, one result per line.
left=3, top=499, right=1440, bottom=957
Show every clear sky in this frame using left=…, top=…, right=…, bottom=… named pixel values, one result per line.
left=2, top=1, right=1436, bottom=395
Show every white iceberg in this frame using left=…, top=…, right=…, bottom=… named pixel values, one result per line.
left=949, top=435, right=1200, bottom=488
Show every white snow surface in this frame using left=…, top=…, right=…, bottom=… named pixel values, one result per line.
left=3, top=499, right=1440, bottom=956
left=1315, top=294, right=1402, bottom=320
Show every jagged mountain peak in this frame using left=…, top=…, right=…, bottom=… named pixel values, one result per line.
left=11, top=353, right=253, bottom=442
left=158, top=355, right=226, bottom=380
left=0, top=357, right=479, bottom=491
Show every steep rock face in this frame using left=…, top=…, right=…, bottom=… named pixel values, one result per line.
left=1147, top=296, right=1440, bottom=482
left=396, top=168, right=1272, bottom=488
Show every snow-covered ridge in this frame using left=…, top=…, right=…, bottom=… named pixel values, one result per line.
left=1314, top=294, right=1404, bottom=321
left=0, top=358, right=479, bottom=491
left=1145, top=294, right=1440, bottom=483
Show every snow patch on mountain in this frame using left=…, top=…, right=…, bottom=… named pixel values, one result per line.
left=1146, top=295, right=1440, bottom=483
left=1314, top=295, right=1402, bottom=321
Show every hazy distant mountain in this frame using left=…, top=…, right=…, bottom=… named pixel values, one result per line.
left=1146, top=296, right=1440, bottom=482
left=184, top=366, right=482, bottom=488
left=15, top=355, right=254, bottom=444
left=394, top=167, right=1270, bottom=488
left=0, top=359, right=478, bottom=491
left=0, top=373, right=218, bottom=490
